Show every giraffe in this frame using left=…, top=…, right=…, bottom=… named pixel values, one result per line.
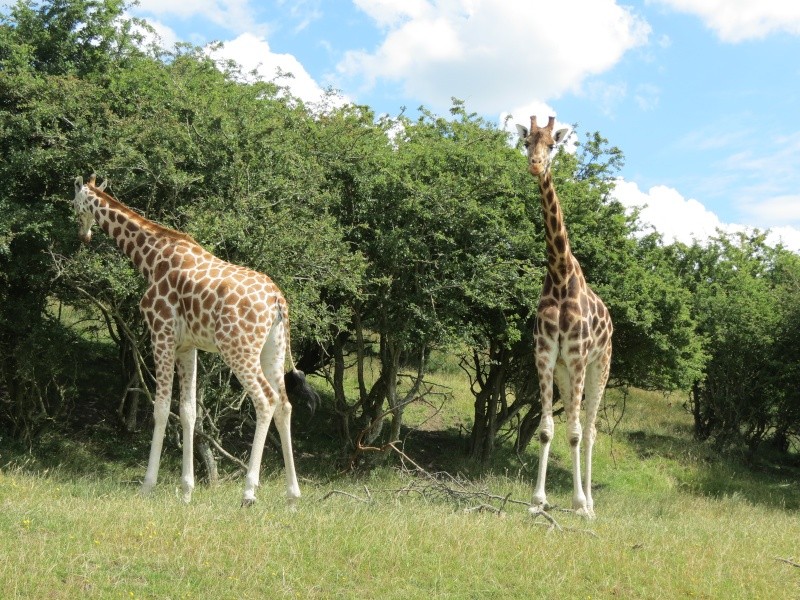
left=516, top=116, right=613, bottom=519
left=70, top=174, right=319, bottom=506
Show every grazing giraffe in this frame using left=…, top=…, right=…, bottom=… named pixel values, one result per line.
left=70, top=174, right=319, bottom=506
left=516, top=116, right=613, bottom=519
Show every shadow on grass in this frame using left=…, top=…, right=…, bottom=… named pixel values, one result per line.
left=625, top=429, right=800, bottom=511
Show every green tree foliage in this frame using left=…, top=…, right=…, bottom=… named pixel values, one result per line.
left=0, top=0, right=360, bottom=441
left=0, top=0, right=149, bottom=436
left=1, top=0, right=796, bottom=464
left=674, top=233, right=800, bottom=453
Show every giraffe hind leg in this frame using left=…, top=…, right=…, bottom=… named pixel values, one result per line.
left=260, top=320, right=301, bottom=506
left=236, top=366, right=277, bottom=507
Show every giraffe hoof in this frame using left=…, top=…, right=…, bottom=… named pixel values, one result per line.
left=528, top=502, right=551, bottom=515
left=575, top=506, right=596, bottom=520
left=241, top=497, right=257, bottom=508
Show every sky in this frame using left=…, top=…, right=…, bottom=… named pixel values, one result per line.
left=7, top=0, right=800, bottom=251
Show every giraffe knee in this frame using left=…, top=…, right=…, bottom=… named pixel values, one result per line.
left=568, top=427, right=583, bottom=448
left=538, top=416, right=554, bottom=444
left=539, top=429, right=553, bottom=444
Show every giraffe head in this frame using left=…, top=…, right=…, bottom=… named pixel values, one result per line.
left=72, top=174, right=106, bottom=244
left=516, top=116, right=569, bottom=177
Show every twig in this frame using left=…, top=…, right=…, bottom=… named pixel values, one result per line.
left=320, top=489, right=371, bottom=503
left=775, top=557, right=800, bottom=568
left=528, top=506, right=563, bottom=532
left=463, top=504, right=503, bottom=514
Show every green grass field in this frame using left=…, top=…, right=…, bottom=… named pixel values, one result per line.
left=2, top=380, right=799, bottom=599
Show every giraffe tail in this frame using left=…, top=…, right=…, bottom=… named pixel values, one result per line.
left=279, top=301, right=320, bottom=417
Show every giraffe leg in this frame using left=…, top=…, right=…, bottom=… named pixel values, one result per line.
left=531, top=348, right=557, bottom=512
left=141, top=340, right=175, bottom=496
left=261, top=320, right=301, bottom=507
left=273, top=401, right=300, bottom=507
left=175, top=348, right=198, bottom=504
left=582, top=356, right=610, bottom=519
left=233, top=363, right=278, bottom=506
left=565, top=361, right=589, bottom=516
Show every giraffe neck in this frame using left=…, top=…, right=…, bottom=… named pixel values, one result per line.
left=538, top=170, right=576, bottom=283
left=86, top=187, right=185, bottom=282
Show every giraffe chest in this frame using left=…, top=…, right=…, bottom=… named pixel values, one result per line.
left=537, top=280, right=611, bottom=361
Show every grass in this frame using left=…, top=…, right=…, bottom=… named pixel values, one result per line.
left=1, top=379, right=799, bottom=598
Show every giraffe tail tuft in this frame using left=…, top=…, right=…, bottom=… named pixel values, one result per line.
left=284, top=369, right=320, bottom=417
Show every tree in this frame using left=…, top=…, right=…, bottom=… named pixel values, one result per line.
left=675, top=232, right=800, bottom=454
left=0, top=0, right=149, bottom=437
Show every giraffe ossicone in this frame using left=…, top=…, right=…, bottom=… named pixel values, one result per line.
left=71, top=174, right=319, bottom=506
left=518, top=117, right=613, bottom=519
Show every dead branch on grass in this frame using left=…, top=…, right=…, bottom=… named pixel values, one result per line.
left=321, top=489, right=371, bottom=503
left=775, top=556, right=800, bottom=568
left=343, top=439, right=597, bottom=536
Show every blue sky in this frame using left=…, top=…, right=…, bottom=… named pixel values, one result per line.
left=8, top=0, right=800, bottom=250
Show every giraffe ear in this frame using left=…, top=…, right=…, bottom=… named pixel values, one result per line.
left=515, top=124, right=529, bottom=139
left=74, top=176, right=83, bottom=193
left=98, top=179, right=108, bottom=192
left=553, top=128, right=570, bottom=144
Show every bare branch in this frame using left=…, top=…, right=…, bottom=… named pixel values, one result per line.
left=320, top=489, right=371, bottom=503
left=775, top=557, right=800, bottom=568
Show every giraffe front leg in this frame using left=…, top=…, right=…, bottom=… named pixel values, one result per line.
left=176, top=349, right=198, bottom=504
left=141, top=391, right=171, bottom=496
left=567, top=394, right=590, bottom=517
left=580, top=360, right=608, bottom=520
left=139, top=304, right=177, bottom=498
left=531, top=340, right=559, bottom=514
left=531, top=410, right=554, bottom=513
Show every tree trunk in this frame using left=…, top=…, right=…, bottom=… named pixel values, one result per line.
left=196, top=401, right=219, bottom=484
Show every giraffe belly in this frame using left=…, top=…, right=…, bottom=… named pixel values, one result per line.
left=175, top=317, right=219, bottom=354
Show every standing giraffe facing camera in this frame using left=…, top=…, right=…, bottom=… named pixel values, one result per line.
left=70, top=174, right=319, bottom=506
left=516, top=117, right=613, bottom=519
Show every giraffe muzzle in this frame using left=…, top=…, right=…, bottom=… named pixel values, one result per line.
left=529, top=161, right=545, bottom=176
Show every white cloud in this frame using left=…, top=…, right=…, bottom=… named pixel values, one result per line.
left=677, top=125, right=800, bottom=233
left=353, top=0, right=431, bottom=28
left=739, top=194, right=800, bottom=226
left=129, top=17, right=180, bottom=51
left=131, top=0, right=266, bottom=38
left=652, top=0, right=800, bottom=42
left=501, top=101, right=558, bottom=132
left=207, top=33, right=337, bottom=106
left=338, top=0, right=650, bottom=114
left=581, top=80, right=628, bottom=117
left=633, top=83, right=660, bottom=111
left=614, top=180, right=731, bottom=244
left=613, top=179, right=800, bottom=252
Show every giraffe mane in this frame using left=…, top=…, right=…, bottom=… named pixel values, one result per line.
left=87, top=181, right=197, bottom=244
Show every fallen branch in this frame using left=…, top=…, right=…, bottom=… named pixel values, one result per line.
left=463, top=504, right=503, bottom=514
left=321, top=489, right=371, bottom=503
left=775, top=556, right=800, bottom=568
left=529, top=506, right=563, bottom=532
